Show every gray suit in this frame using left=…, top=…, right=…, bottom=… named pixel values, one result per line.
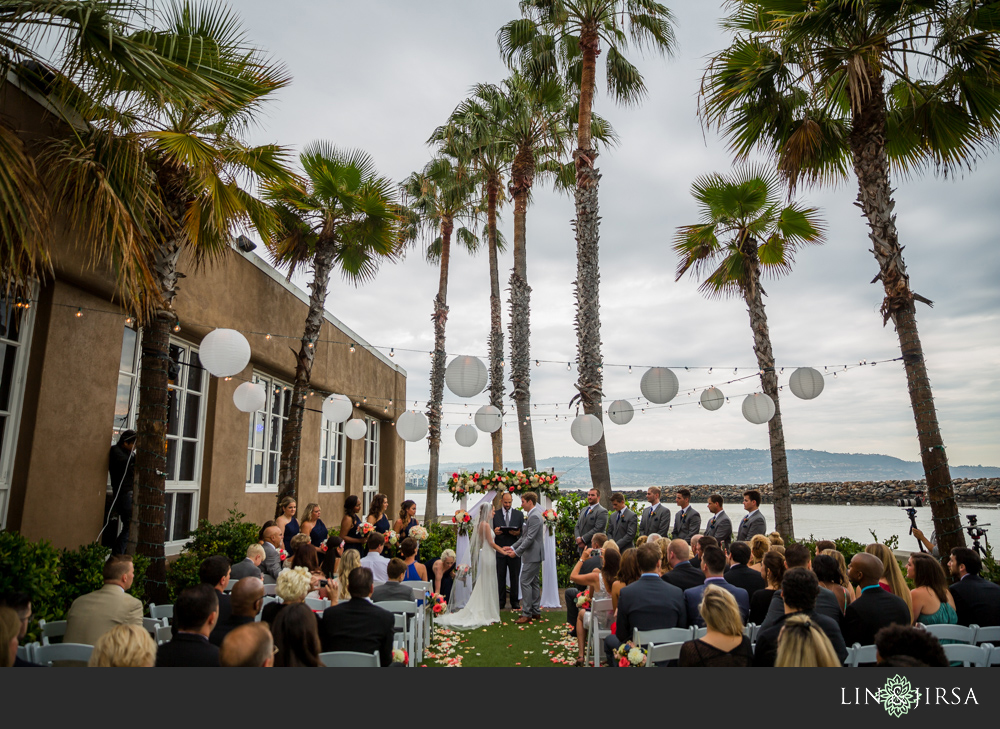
left=606, top=507, right=638, bottom=551
left=261, top=542, right=282, bottom=581
left=512, top=506, right=545, bottom=618
left=639, top=503, right=671, bottom=539
left=671, top=506, right=701, bottom=543
left=574, top=503, right=608, bottom=552
left=703, top=510, right=733, bottom=548
left=736, top=510, right=767, bottom=542
left=372, top=581, right=416, bottom=603
left=229, top=558, right=262, bottom=581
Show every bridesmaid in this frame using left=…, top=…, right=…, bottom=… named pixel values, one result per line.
left=366, top=493, right=392, bottom=535
left=340, top=494, right=365, bottom=554
left=300, top=503, right=328, bottom=548
left=393, top=500, right=418, bottom=540
left=276, top=497, right=298, bottom=552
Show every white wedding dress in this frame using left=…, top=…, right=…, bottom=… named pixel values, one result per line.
left=435, top=506, right=501, bottom=630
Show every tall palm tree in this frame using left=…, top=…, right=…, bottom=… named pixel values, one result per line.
left=674, top=167, right=825, bottom=539
left=401, top=155, right=483, bottom=524
left=498, top=0, right=676, bottom=504
left=701, top=0, right=1000, bottom=553
left=266, top=144, right=403, bottom=511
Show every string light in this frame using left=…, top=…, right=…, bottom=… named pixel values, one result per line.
left=265, top=333, right=271, bottom=340
left=125, top=317, right=133, bottom=326
left=389, top=348, right=394, bottom=357
left=567, top=362, right=571, bottom=370
left=535, top=359, right=540, bottom=367
left=307, top=342, right=313, bottom=349
left=349, top=343, right=356, bottom=353
left=173, top=324, right=181, bottom=332
left=628, top=365, right=632, bottom=374
left=75, top=308, right=83, bottom=318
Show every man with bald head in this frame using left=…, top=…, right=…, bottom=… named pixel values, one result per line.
left=842, top=552, right=910, bottom=647
left=220, top=623, right=274, bottom=667
left=661, top=539, right=705, bottom=591
left=210, top=577, right=265, bottom=647
left=261, top=525, right=283, bottom=581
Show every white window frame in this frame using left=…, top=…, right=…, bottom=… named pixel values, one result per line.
left=245, top=371, right=291, bottom=493
left=362, top=417, right=380, bottom=512
left=318, top=418, right=346, bottom=493
left=0, top=290, right=37, bottom=530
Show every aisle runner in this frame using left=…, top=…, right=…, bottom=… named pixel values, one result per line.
left=423, top=617, right=577, bottom=667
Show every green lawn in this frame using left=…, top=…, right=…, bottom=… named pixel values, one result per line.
left=422, top=610, right=578, bottom=667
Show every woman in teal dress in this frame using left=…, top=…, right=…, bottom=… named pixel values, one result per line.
left=908, top=553, right=958, bottom=629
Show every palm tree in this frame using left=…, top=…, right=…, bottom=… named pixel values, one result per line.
left=401, top=155, right=483, bottom=524
left=700, top=0, right=1000, bottom=553
left=674, top=167, right=825, bottom=539
left=498, top=0, right=676, bottom=504
left=266, top=144, right=403, bottom=511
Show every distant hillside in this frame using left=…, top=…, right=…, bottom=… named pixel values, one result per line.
left=414, top=449, right=1000, bottom=488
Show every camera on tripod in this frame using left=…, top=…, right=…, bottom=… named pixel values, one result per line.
left=894, top=490, right=924, bottom=508
left=965, top=514, right=991, bottom=556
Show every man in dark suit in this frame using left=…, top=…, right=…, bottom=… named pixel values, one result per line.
left=639, top=486, right=671, bottom=540
left=565, top=534, right=607, bottom=635
left=319, top=567, right=395, bottom=667
left=605, top=543, right=686, bottom=666
left=574, top=488, right=608, bottom=554
left=684, top=547, right=749, bottom=627
left=948, top=547, right=1000, bottom=627
left=229, top=545, right=264, bottom=581
left=723, top=541, right=766, bottom=601
left=753, top=568, right=848, bottom=666
left=662, top=539, right=705, bottom=591
left=843, top=552, right=910, bottom=647
left=373, top=558, right=418, bottom=603
left=670, top=488, right=701, bottom=542
left=260, top=525, right=283, bottom=582
left=605, top=492, right=638, bottom=551
left=156, top=584, right=220, bottom=667
left=758, top=543, right=844, bottom=631
left=200, top=554, right=232, bottom=644
left=493, top=492, right=524, bottom=611
left=689, top=535, right=717, bottom=571
left=736, top=490, right=767, bottom=542
left=703, top=494, right=733, bottom=549
left=210, top=577, right=264, bottom=647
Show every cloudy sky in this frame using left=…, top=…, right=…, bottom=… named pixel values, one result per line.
left=233, top=1, right=1000, bottom=471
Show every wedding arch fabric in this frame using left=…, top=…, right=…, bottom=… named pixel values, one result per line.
left=437, top=501, right=499, bottom=629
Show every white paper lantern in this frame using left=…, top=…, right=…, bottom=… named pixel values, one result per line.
left=198, top=328, right=251, bottom=378
left=474, top=405, right=502, bottom=433
left=700, top=387, right=725, bottom=411
left=344, top=418, right=367, bottom=440
left=395, top=410, right=428, bottom=442
left=233, top=382, right=266, bottom=413
left=607, top=399, right=634, bottom=425
left=322, top=394, right=353, bottom=423
left=640, top=367, right=679, bottom=404
left=570, top=414, right=604, bottom=447
left=455, top=424, right=478, bottom=447
left=445, top=355, right=488, bottom=398
left=742, top=393, right=776, bottom=424
left=789, top=367, right=825, bottom=400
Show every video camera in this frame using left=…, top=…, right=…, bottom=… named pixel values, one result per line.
left=895, top=490, right=924, bottom=508
left=965, top=515, right=991, bottom=556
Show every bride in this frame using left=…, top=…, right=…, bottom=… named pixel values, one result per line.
left=435, top=501, right=504, bottom=630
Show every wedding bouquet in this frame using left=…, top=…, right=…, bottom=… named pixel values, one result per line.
left=319, top=543, right=328, bottom=552
left=278, top=547, right=287, bottom=562
left=392, top=648, right=408, bottom=665
left=614, top=643, right=647, bottom=668
left=575, top=588, right=591, bottom=611
left=384, top=530, right=398, bottom=547
left=541, top=509, right=558, bottom=535
left=427, top=593, right=447, bottom=615
left=454, top=564, right=471, bottom=582
left=409, top=525, right=429, bottom=541
left=452, top=510, right=472, bottom=536
left=358, top=522, right=375, bottom=538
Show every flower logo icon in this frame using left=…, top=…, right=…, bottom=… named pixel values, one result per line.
left=880, top=675, right=918, bottom=717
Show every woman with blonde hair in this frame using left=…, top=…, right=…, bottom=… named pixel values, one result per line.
left=866, top=543, right=913, bottom=620
left=336, top=548, right=362, bottom=601
left=658, top=538, right=672, bottom=572
left=276, top=496, right=298, bottom=551
left=775, top=614, right=842, bottom=667
left=748, top=535, right=770, bottom=574
left=679, top=585, right=753, bottom=667
left=299, top=503, right=328, bottom=548
left=262, top=566, right=314, bottom=625
left=768, top=532, right=784, bottom=547
left=88, top=624, right=157, bottom=667
left=0, top=606, right=20, bottom=668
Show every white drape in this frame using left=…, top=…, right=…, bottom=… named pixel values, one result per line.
left=540, top=494, right=560, bottom=608
left=450, top=492, right=492, bottom=610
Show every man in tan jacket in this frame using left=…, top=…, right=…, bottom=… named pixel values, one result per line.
left=64, top=555, right=142, bottom=645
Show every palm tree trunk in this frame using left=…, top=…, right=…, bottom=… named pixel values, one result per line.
left=486, top=180, right=504, bottom=470
left=849, top=73, right=964, bottom=555
left=573, top=26, right=611, bottom=505
left=743, top=255, right=793, bottom=539
left=509, top=151, right=536, bottom=470
left=277, top=239, right=337, bottom=513
left=425, top=217, right=453, bottom=525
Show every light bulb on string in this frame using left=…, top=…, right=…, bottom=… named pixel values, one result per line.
left=173, top=324, right=181, bottom=332
left=566, top=362, right=571, bottom=371
left=389, top=348, right=394, bottom=357
left=125, top=317, right=133, bottom=326
left=708, top=368, right=712, bottom=374
left=535, top=360, right=540, bottom=367
left=75, top=308, right=83, bottom=318
left=265, top=333, right=271, bottom=340
left=628, top=366, right=632, bottom=374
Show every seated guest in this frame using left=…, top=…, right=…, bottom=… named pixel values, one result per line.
left=749, top=551, right=784, bottom=626
left=758, top=543, right=843, bottom=630
left=257, top=520, right=276, bottom=546
left=866, top=542, right=913, bottom=620
left=210, top=577, right=264, bottom=647
left=336, top=549, right=363, bottom=602
left=0, top=606, right=23, bottom=668
left=843, top=552, right=911, bottom=647
left=288, top=533, right=311, bottom=555
left=753, top=568, right=847, bottom=667
left=272, top=602, right=321, bottom=667
left=566, top=534, right=607, bottom=634
left=747, top=534, right=770, bottom=574
left=605, top=543, right=686, bottom=666
left=661, top=539, right=705, bottom=591
left=948, top=547, right=1000, bottom=627
left=768, top=532, right=784, bottom=547
left=611, top=548, right=641, bottom=612
left=156, top=584, right=220, bottom=667
left=230, top=544, right=265, bottom=581
left=64, top=555, right=142, bottom=645
left=200, top=555, right=232, bottom=640
left=874, top=624, right=949, bottom=667
left=685, top=546, right=749, bottom=627
left=260, top=525, right=284, bottom=582
left=287, top=543, right=327, bottom=598
left=0, top=592, right=40, bottom=666
left=570, top=546, right=620, bottom=666
left=815, top=540, right=835, bottom=553
left=679, top=585, right=753, bottom=667
left=821, top=548, right=857, bottom=600
left=373, top=559, right=417, bottom=603
left=690, top=535, right=718, bottom=571
left=399, top=537, right=428, bottom=582
left=427, top=549, right=456, bottom=598
left=319, top=567, right=395, bottom=667
left=220, top=623, right=274, bottom=667
left=88, top=624, right=157, bottom=667
left=774, top=613, right=842, bottom=667
left=907, top=552, right=957, bottom=629
left=813, top=554, right=853, bottom=614
left=262, top=566, right=312, bottom=626
left=724, top=542, right=766, bottom=601
left=635, top=535, right=648, bottom=547
left=321, top=535, right=344, bottom=578
left=359, top=533, right=391, bottom=584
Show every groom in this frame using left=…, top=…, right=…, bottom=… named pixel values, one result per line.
left=505, top=492, right=543, bottom=624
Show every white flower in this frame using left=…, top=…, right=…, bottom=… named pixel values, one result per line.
left=628, top=647, right=645, bottom=665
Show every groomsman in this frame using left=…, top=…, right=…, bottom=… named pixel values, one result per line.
left=575, top=488, right=608, bottom=554
left=671, top=488, right=701, bottom=543
left=494, top=493, right=524, bottom=611
left=736, top=489, right=767, bottom=542
left=605, top=493, right=637, bottom=551
left=703, top=494, right=732, bottom=549
left=639, top=486, right=671, bottom=539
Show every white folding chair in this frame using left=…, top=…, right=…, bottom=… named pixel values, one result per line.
left=645, top=642, right=684, bottom=666
left=263, top=583, right=278, bottom=596
left=149, top=603, right=173, bottom=624
left=16, top=641, right=39, bottom=664
left=942, top=643, right=990, bottom=667
left=633, top=627, right=693, bottom=647
left=983, top=643, right=999, bottom=666
left=402, top=581, right=433, bottom=659
left=973, top=624, right=1000, bottom=645
left=846, top=643, right=877, bottom=667
left=38, top=619, right=68, bottom=646
left=921, top=623, right=977, bottom=645
left=586, top=597, right=613, bottom=667
left=155, top=624, right=172, bottom=645
left=691, top=626, right=708, bottom=639
left=319, top=650, right=380, bottom=667
left=376, top=600, right=419, bottom=667
left=142, top=617, right=165, bottom=636
left=743, top=622, right=757, bottom=641
left=304, top=597, right=330, bottom=611
left=34, top=643, right=94, bottom=666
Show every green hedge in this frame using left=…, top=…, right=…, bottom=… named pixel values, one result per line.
left=165, top=508, right=258, bottom=600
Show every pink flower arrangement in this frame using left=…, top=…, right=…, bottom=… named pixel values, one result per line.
left=358, top=522, right=375, bottom=537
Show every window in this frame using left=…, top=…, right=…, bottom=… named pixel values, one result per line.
left=113, top=325, right=141, bottom=439
left=362, top=417, right=380, bottom=512
left=246, top=372, right=290, bottom=491
left=319, top=418, right=346, bottom=492
left=0, top=294, right=35, bottom=529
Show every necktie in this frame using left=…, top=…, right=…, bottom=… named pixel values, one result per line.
left=616, top=511, right=621, bottom=524
left=585, top=506, right=592, bottom=518
left=504, top=509, right=509, bottom=526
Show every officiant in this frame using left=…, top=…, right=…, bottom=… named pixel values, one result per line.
left=493, top=492, right=523, bottom=611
